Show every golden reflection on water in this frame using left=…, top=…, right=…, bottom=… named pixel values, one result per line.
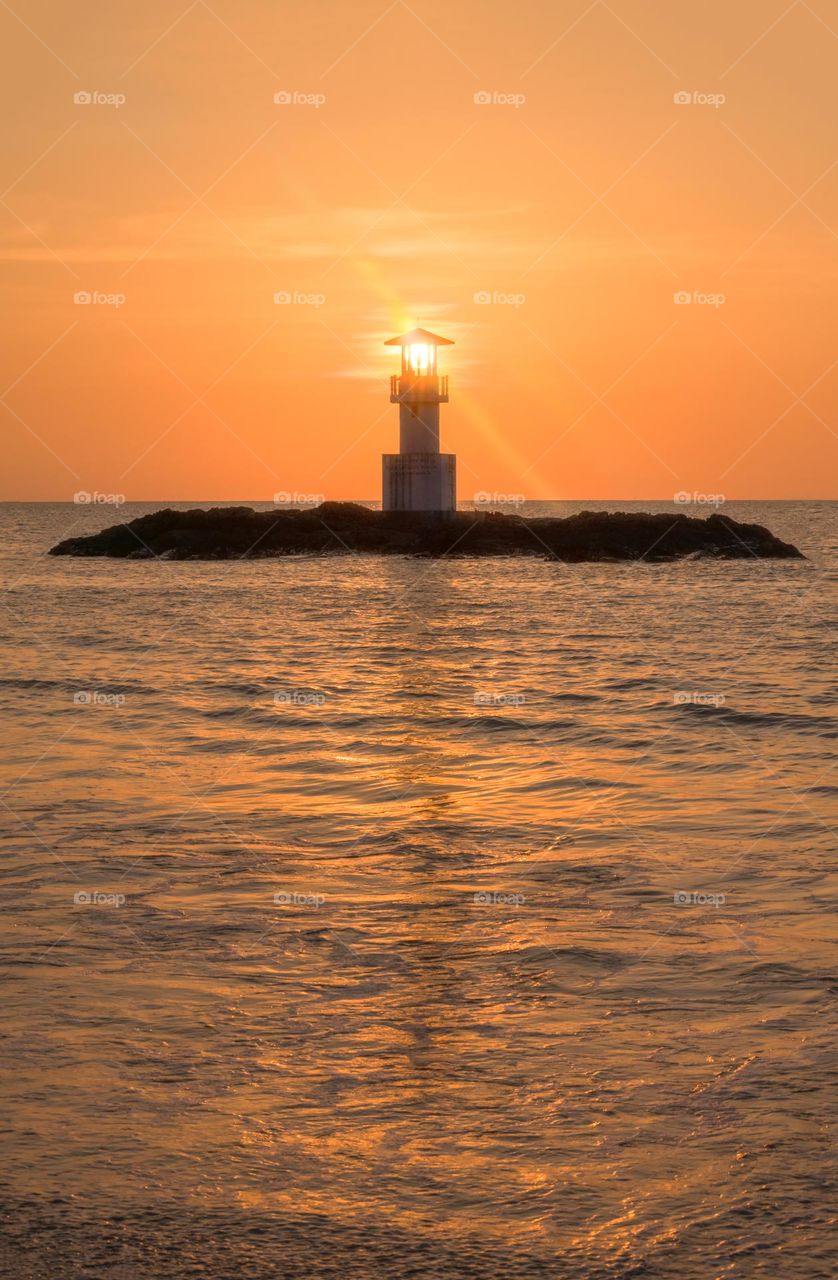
left=0, top=505, right=834, bottom=1275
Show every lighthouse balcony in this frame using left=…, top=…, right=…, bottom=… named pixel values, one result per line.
left=390, top=373, right=449, bottom=404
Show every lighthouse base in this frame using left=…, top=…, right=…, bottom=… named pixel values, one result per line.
left=382, top=453, right=456, bottom=514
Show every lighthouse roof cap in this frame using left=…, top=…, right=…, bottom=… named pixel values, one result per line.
left=384, top=327, right=454, bottom=347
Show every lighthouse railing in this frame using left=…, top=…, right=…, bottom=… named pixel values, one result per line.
left=389, top=373, right=449, bottom=402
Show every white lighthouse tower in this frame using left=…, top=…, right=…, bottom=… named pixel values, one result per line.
left=382, top=328, right=456, bottom=513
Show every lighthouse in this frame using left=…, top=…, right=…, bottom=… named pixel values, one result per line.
left=382, top=328, right=456, bottom=513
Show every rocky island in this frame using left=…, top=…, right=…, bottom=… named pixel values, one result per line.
left=49, top=503, right=804, bottom=562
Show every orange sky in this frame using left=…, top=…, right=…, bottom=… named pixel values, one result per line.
left=2, top=0, right=836, bottom=500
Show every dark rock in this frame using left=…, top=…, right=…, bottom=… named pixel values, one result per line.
left=48, top=503, right=804, bottom=562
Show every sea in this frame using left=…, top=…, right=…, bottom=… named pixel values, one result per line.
left=0, top=500, right=836, bottom=1279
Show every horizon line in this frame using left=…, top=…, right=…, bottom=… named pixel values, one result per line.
left=3, top=497, right=836, bottom=506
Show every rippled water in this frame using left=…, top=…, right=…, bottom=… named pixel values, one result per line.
left=1, top=501, right=836, bottom=1279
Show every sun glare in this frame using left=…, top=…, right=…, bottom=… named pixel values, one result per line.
left=407, top=343, right=432, bottom=374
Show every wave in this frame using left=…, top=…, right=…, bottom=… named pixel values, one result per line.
left=671, top=701, right=837, bottom=736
